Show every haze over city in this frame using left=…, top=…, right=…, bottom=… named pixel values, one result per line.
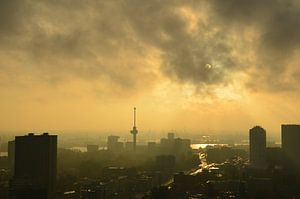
left=2, top=1, right=300, bottom=199
left=1, top=0, right=300, bottom=134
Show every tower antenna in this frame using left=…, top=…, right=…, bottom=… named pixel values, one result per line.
left=134, top=107, right=136, bottom=127
left=130, top=107, right=138, bottom=152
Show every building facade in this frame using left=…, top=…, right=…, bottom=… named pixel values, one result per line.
left=249, top=126, right=266, bottom=168
left=282, top=124, right=300, bottom=173
left=10, top=133, right=57, bottom=199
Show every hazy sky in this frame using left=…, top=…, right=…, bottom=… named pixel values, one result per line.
left=1, top=0, right=300, bottom=135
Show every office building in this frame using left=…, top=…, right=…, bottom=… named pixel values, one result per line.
left=107, top=136, right=123, bottom=152
left=282, top=124, right=300, bottom=173
left=10, top=133, right=57, bottom=199
left=249, top=126, right=266, bottom=168
left=125, top=141, right=134, bottom=151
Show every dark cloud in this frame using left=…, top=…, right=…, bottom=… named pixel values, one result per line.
left=208, top=0, right=300, bottom=91
left=122, top=0, right=237, bottom=85
left=0, top=0, right=300, bottom=94
left=0, top=0, right=24, bottom=36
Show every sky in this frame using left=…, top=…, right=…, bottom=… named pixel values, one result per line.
left=1, top=0, right=300, bottom=135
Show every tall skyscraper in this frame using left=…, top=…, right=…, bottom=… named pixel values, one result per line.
left=10, top=133, right=57, bottom=199
left=249, top=126, right=266, bottom=168
left=282, top=124, right=300, bottom=173
left=130, top=107, right=138, bottom=152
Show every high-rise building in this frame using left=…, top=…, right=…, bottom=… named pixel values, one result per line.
left=159, top=133, right=191, bottom=156
left=174, top=138, right=191, bottom=155
left=249, top=126, right=266, bottom=168
left=281, top=124, right=300, bottom=173
left=10, top=133, right=57, bottom=199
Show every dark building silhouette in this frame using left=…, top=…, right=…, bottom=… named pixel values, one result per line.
left=167, top=133, right=175, bottom=140
left=107, top=135, right=123, bottom=152
left=159, top=133, right=191, bottom=156
left=174, top=138, right=191, bottom=155
left=249, top=126, right=266, bottom=168
left=10, top=133, right=57, bottom=199
left=282, top=124, right=300, bottom=173
left=265, top=147, right=282, bottom=169
left=125, top=141, right=134, bottom=151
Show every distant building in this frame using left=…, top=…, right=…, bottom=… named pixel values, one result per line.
left=160, top=138, right=170, bottom=151
left=159, top=133, right=191, bottom=156
left=160, top=138, right=172, bottom=148
left=167, top=133, right=175, bottom=140
left=174, top=138, right=191, bottom=155
left=10, top=133, right=57, bottom=199
left=86, top=145, right=98, bottom=153
left=249, top=126, right=266, bottom=168
left=160, top=134, right=175, bottom=153
left=107, top=136, right=123, bottom=152
left=281, top=124, right=300, bottom=173
left=125, top=142, right=134, bottom=151
left=265, top=147, right=282, bottom=168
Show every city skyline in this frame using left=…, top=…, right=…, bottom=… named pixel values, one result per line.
left=2, top=124, right=299, bottom=198
left=2, top=1, right=300, bottom=198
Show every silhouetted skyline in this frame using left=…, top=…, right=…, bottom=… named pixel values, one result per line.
left=1, top=123, right=299, bottom=198
left=1, top=1, right=300, bottom=198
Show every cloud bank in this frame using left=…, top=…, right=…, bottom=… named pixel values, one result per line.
left=0, top=0, right=300, bottom=94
